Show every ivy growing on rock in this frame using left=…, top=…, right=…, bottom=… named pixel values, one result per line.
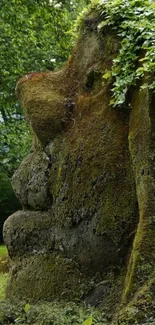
left=92, top=0, right=155, bottom=107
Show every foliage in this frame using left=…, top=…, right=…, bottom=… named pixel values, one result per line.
left=91, top=0, right=155, bottom=107
left=0, top=0, right=89, bottom=239
left=0, top=0, right=89, bottom=176
left=0, top=0, right=87, bottom=117
left=0, top=299, right=107, bottom=325
left=0, top=120, right=31, bottom=177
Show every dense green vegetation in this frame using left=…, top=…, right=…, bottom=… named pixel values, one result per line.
left=0, top=300, right=108, bottom=324
left=0, top=0, right=90, bottom=172
left=95, top=0, right=155, bottom=107
left=0, top=0, right=89, bottom=241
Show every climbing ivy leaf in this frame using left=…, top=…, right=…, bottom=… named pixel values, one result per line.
left=90, top=0, right=155, bottom=107
left=24, top=303, right=30, bottom=313
left=102, top=70, right=112, bottom=80
left=83, top=316, right=93, bottom=325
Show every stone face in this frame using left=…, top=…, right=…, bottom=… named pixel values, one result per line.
left=3, top=9, right=155, bottom=324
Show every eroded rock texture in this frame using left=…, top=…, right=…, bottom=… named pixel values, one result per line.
left=3, top=9, right=155, bottom=324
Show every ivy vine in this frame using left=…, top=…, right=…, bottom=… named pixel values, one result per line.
left=91, top=0, right=155, bottom=107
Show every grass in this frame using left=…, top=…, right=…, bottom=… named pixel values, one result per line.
left=0, top=274, right=8, bottom=302
left=0, top=245, right=8, bottom=258
left=0, top=245, right=9, bottom=274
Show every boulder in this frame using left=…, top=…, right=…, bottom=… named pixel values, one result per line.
left=3, top=6, right=155, bottom=323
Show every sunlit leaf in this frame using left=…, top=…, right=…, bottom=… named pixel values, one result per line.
left=83, top=316, right=93, bottom=325
left=102, top=70, right=112, bottom=80
left=24, top=303, right=30, bottom=313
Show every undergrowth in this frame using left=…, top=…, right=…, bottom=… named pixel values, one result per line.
left=0, top=301, right=108, bottom=325
left=77, top=0, right=155, bottom=107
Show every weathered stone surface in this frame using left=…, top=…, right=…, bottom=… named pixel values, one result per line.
left=12, top=150, right=51, bottom=210
left=3, top=8, right=155, bottom=324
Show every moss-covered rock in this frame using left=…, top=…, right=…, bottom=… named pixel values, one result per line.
left=3, top=5, right=155, bottom=324
left=12, top=150, right=52, bottom=210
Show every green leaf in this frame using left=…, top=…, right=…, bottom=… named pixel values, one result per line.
left=102, top=71, right=112, bottom=80
left=83, top=316, right=93, bottom=325
left=24, top=303, right=30, bottom=313
left=98, top=19, right=110, bottom=30
left=139, top=57, right=148, bottom=62
left=109, top=98, right=116, bottom=106
left=140, top=83, right=148, bottom=90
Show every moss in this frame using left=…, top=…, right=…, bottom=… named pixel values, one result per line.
left=6, top=22, right=139, bottom=313
left=114, top=278, right=155, bottom=324
left=6, top=253, right=91, bottom=303
left=0, top=256, right=9, bottom=274
left=16, top=70, right=73, bottom=146
left=84, top=69, right=102, bottom=91
left=121, top=85, right=155, bottom=305
left=5, top=6, right=155, bottom=323
left=47, top=90, right=138, bottom=261
left=11, top=149, right=51, bottom=209
left=3, top=210, right=55, bottom=259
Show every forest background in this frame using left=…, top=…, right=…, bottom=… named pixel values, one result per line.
left=0, top=0, right=90, bottom=242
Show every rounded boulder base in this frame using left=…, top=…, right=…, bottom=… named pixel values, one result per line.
left=5, top=254, right=90, bottom=303
left=3, top=210, right=123, bottom=305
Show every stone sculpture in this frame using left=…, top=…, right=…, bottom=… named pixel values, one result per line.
left=3, top=8, right=155, bottom=323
